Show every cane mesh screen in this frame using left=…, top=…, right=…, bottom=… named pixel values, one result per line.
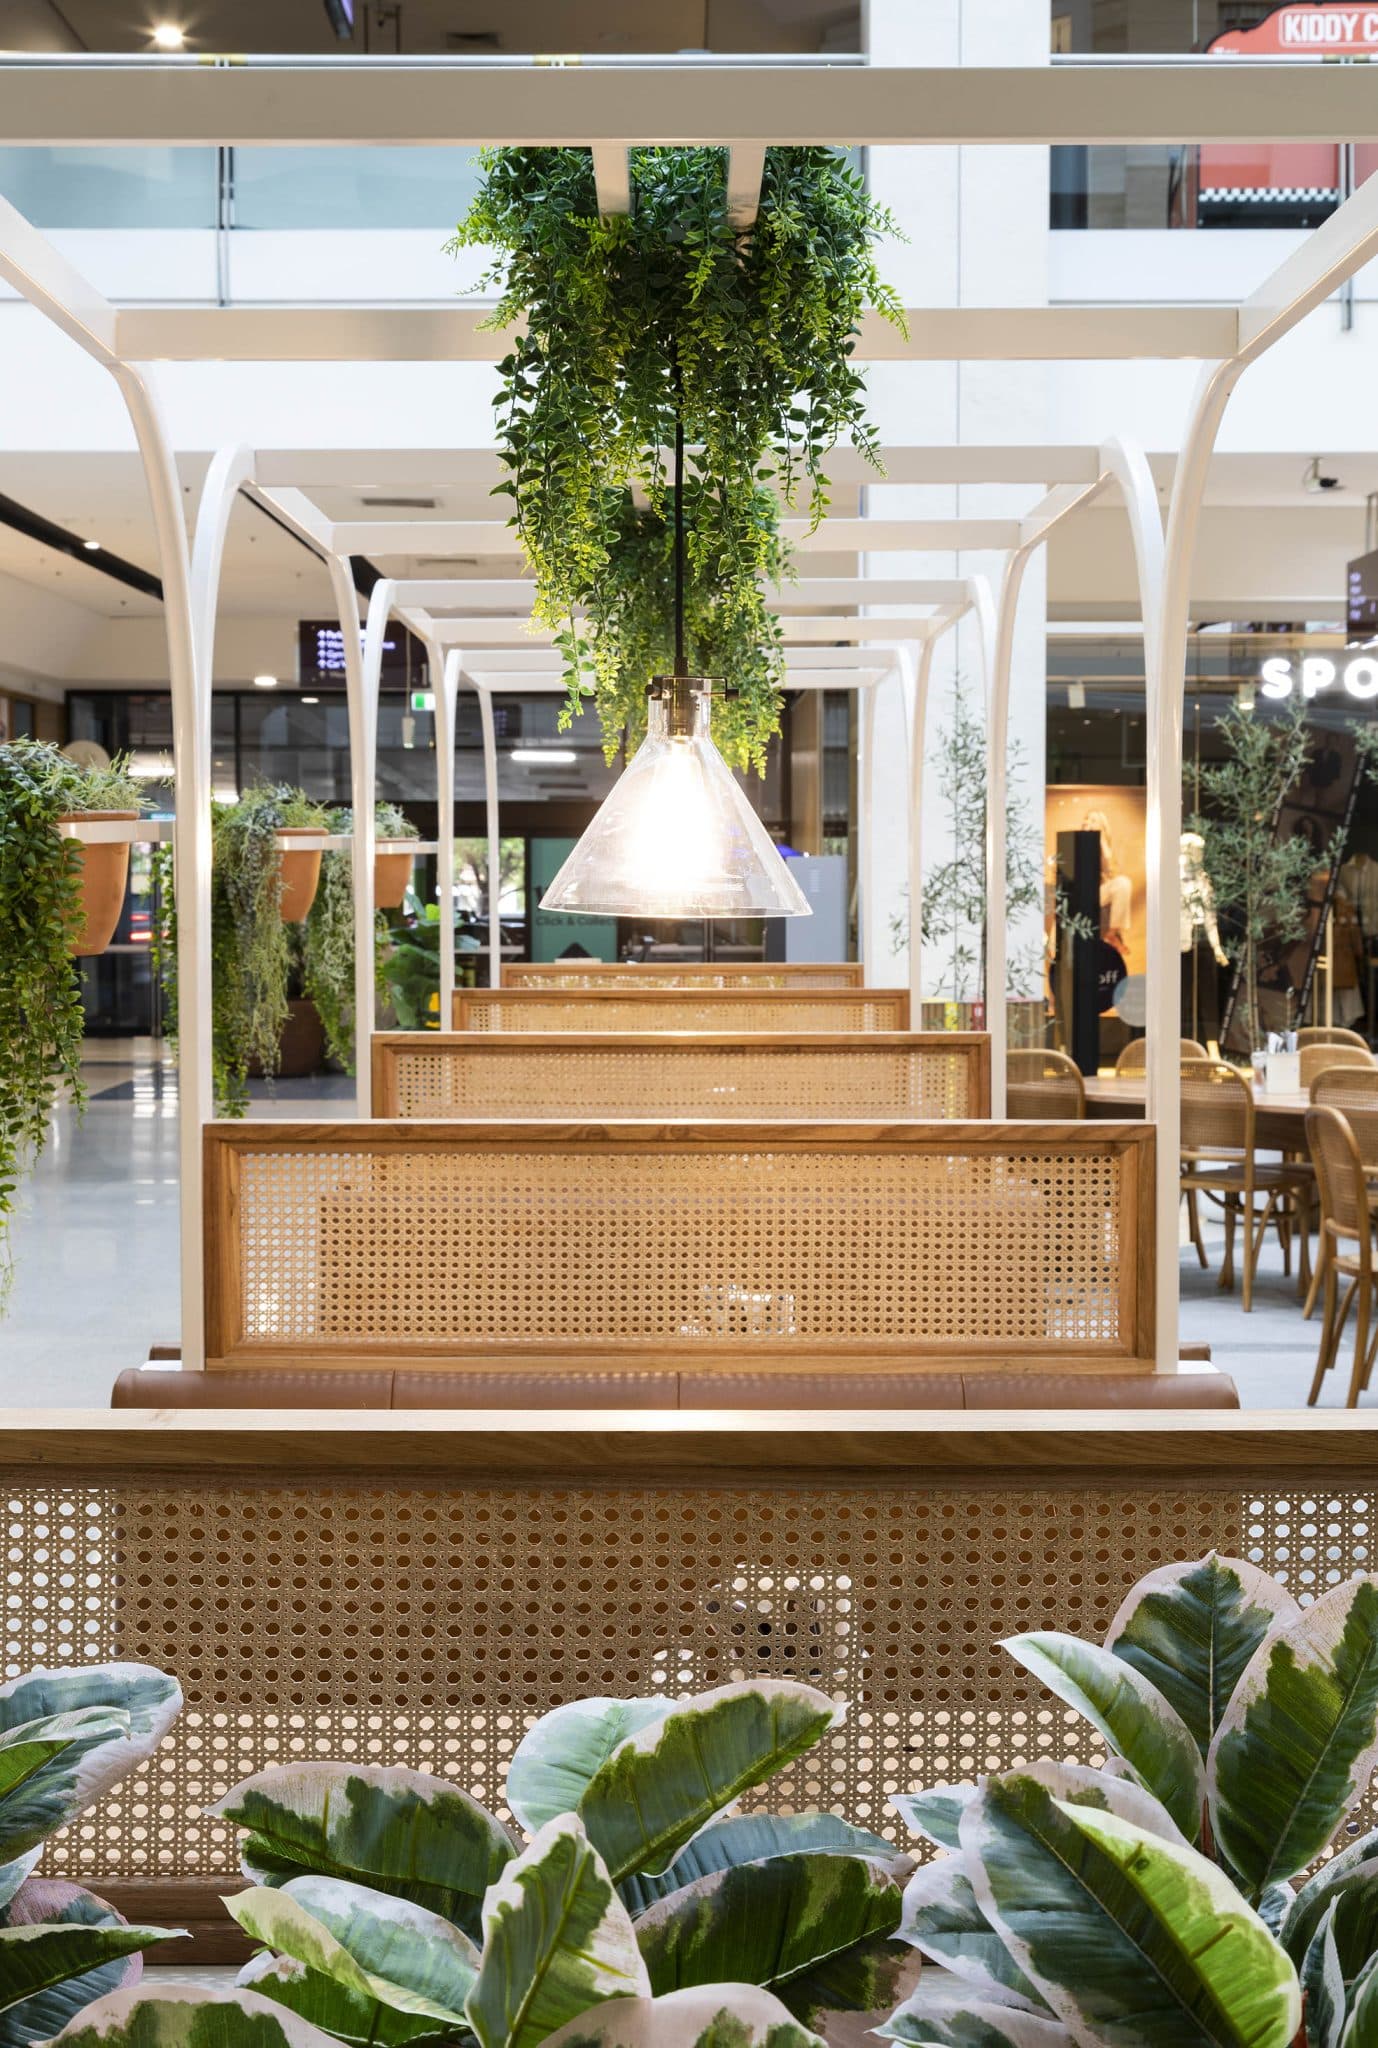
left=376, top=1039, right=986, bottom=1123
left=455, top=992, right=910, bottom=1033
left=218, top=1129, right=1137, bottom=1359
left=5, top=1475, right=1373, bottom=1894
left=507, top=965, right=863, bottom=989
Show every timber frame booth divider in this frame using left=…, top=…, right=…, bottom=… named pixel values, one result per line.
left=453, top=986, right=912, bottom=1032
left=371, top=1030, right=991, bottom=1121
left=202, top=1116, right=1155, bottom=1373
left=3, top=1410, right=1374, bottom=1960
left=505, top=963, right=865, bottom=988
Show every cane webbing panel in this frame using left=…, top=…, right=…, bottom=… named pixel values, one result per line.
left=454, top=990, right=910, bottom=1033
left=5, top=1474, right=1372, bottom=1894
left=373, top=1034, right=989, bottom=1122
left=507, top=964, right=863, bottom=989
left=207, top=1122, right=1149, bottom=1365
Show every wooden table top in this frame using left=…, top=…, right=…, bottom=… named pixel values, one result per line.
left=1084, top=1074, right=1311, bottom=1146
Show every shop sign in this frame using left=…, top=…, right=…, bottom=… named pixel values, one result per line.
left=1210, top=4, right=1378, bottom=53
left=1259, top=653, right=1378, bottom=700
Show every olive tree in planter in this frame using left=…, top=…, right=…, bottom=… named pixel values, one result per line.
left=0, top=740, right=144, bottom=1308
left=449, top=146, right=903, bottom=772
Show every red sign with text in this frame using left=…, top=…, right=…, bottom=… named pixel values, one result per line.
left=1209, top=3, right=1378, bottom=53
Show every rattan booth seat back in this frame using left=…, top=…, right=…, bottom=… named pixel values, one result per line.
left=454, top=987, right=910, bottom=1032
left=373, top=1032, right=990, bottom=1121
left=1007, top=1048, right=1087, bottom=1119
left=506, top=962, right=863, bottom=989
left=203, top=1118, right=1156, bottom=1375
left=1299, top=1043, right=1377, bottom=1087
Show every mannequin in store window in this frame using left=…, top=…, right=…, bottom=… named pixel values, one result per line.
left=1181, top=830, right=1228, bottom=1042
left=1084, top=808, right=1132, bottom=957
left=1340, top=849, right=1378, bottom=941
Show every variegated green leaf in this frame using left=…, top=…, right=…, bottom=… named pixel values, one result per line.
left=39, top=1982, right=345, bottom=2048
left=962, top=1767, right=1300, bottom=2046
left=0, top=1922, right=175, bottom=2032
left=1209, top=1576, right=1378, bottom=1895
left=636, top=1851, right=899, bottom=2010
left=226, top=1879, right=476, bottom=2025
left=898, top=1858, right=1046, bottom=2008
left=210, top=1763, right=517, bottom=1941
left=0, top=1667, right=180, bottom=1866
left=617, top=1813, right=899, bottom=1916
left=1282, top=1827, right=1378, bottom=1963
left=465, top=1814, right=649, bottom=2048
left=507, top=1700, right=670, bottom=1836
left=0, top=1710, right=128, bottom=1807
left=1345, top=1953, right=1378, bottom=2046
left=879, top=1979, right=1073, bottom=2047
left=1108, top=1554, right=1298, bottom=1758
left=771, top=1935, right=919, bottom=2034
left=1302, top=1902, right=1347, bottom=2048
left=890, top=1788, right=977, bottom=1853
left=539, top=1985, right=826, bottom=2046
left=0, top=1854, right=39, bottom=1916
left=1002, top=1631, right=1204, bottom=1840
left=234, top=1954, right=460, bottom=2048
left=577, top=1682, right=841, bottom=1883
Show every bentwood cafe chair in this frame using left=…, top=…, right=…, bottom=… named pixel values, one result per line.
left=1179, top=1060, right=1312, bottom=1312
left=1307, top=1104, right=1378, bottom=1407
left=1006, top=1048, right=1086, bottom=1119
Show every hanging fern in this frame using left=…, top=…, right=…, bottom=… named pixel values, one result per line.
left=449, top=145, right=903, bottom=771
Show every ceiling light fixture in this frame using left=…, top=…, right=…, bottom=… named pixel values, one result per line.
left=539, top=401, right=809, bottom=922
left=82, top=538, right=101, bottom=551
left=301, top=696, right=320, bottom=705
left=150, top=21, right=186, bottom=47
left=253, top=674, right=279, bottom=689
left=512, top=748, right=577, bottom=765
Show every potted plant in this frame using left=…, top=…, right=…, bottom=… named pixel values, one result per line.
left=369, top=800, right=421, bottom=910
left=298, top=806, right=399, bottom=1072
left=449, top=146, right=903, bottom=771
left=50, top=751, right=147, bottom=956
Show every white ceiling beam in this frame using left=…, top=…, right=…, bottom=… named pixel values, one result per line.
left=246, top=484, right=338, bottom=553
left=416, top=612, right=949, bottom=647
left=726, top=144, right=766, bottom=230
left=115, top=303, right=1236, bottom=364
left=253, top=444, right=1104, bottom=489
left=1237, top=165, right=1378, bottom=363
left=325, top=518, right=1025, bottom=556
left=7, top=61, right=1376, bottom=147
left=358, top=576, right=989, bottom=610
left=0, top=191, right=117, bottom=366
left=445, top=641, right=893, bottom=668
left=1016, top=478, right=1110, bottom=549
left=590, top=145, right=631, bottom=216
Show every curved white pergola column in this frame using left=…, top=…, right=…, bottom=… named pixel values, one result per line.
left=426, top=645, right=463, bottom=1016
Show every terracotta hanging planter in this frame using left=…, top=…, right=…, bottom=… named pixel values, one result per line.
left=275, top=827, right=329, bottom=923
left=57, top=811, right=138, bottom=957
left=374, top=839, right=416, bottom=910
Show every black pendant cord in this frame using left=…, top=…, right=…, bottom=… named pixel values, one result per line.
left=673, top=406, right=686, bottom=679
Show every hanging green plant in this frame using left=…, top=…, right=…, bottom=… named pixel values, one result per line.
left=0, top=740, right=145, bottom=1309
left=449, top=145, right=904, bottom=771
left=301, top=803, right=410, bottom=1071
left=155, top=783, right=330, bottom=1116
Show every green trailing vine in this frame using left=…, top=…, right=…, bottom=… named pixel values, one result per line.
left=300, top=803, right=412, bottom=1070
left=449, top=145, right=904, bottom=770
left=0, top=740, right=144, bottom=1308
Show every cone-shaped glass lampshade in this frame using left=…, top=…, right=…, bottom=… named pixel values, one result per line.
left=540, top=687, right=812, bottom=919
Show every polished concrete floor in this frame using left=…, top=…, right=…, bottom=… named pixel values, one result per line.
left=0, top=1038, right=1347, bottom=1410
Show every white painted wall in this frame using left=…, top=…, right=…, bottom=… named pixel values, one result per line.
left=861, top=0, right=1049, bottom=1006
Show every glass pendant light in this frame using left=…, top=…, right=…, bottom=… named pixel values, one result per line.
left=540, top=408, right=811, bottom=921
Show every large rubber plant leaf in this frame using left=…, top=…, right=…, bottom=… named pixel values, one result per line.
left=507, top=1699, right=671, bottom=1836
left=1001, top=1630, right=1205, bottom=1840
left=464, top=1814, right=649, bottom=2048
left=0, top=1666, right=180, bottom=1865
left=538, top=1985, right=826, bottom=2047
left=1107, top=1554, right=1298, bottom=1758
left=0, top=1922, right=176, bottom=2044
left=1302, top=1903, right=1347, bottom=2048
left=234, top=1954, right=464, bottom=2048
left=962, top=1768, right=1300, bottom=2046
left=209, top=1762, right=517, bottom=1942
left=576, top=1681, right=841, bottom=1882
left=878, top=1979, right=1074, bottom=2047
left=1208, top=1575, right=1378, bottom=1895
left=39, top=1983, right=346, bottom=2048
left=890, top=1786, right=978, bottom=1853
left=1345, top=1953, right=1378, bottom=2045
left=618, top=1813, right=900, bottom=1916
left=898, top=1857, right=1047, bottom=2009
left=1283, top=1828, right=1378, bottom=1964
left=225, top=1878, right=476, bottom=2025
left=635, top=1850, right=899, bottom=2015
left=0, top=1708, right=129, bottom=1806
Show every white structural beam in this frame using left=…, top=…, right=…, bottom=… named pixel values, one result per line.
left=0, top=191, right=118, bottom=361
left=591, top=145, right=631, bottom=215
left=726, top=143, right=766, bottom=229
left=323, top=518, right=1025, bottom=556
left=416, top=612, right=960, bottom=647
left=115, top=303, right=1237, bottom=364
left=1237, top=165, right=1378, bottom=361
left=360, top=576, right=1010, bottom=611
left=254, top=445, right=1105, bottom=489
left=6, top=59, right=1375, bottom=147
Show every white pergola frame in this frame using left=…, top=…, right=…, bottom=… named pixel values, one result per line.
left=3, top=56, right=1378, bottom=1377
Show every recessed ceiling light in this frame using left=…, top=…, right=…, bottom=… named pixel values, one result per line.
left=253, top=674, right=279, bottom=689
left=511, top=748, right=577, bottom=765
left=82, top=538, right=101, bottom=551
left=151, top=21, right=185, bottom=47
left=301, top=695, right=319, bottom=704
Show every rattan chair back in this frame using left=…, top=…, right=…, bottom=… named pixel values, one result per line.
left=1308, top=1104, right=1371, bottom=1244
left=1179, top=1060, right=1253, bottom=1161
left=1299, top=1026, right=1371, bottom=1050
left=1115, top=1037, right=1209, bottom=1074
left=1007, top=1048, right=1086, bottom=1119
left=1299, top=1043, right=1376, bottom=1087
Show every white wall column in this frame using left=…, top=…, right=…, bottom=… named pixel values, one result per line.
left=326, top=559, right=380, bottom=1115
left=476, top=683, right=502, bottom=989
left=433, top=647, right=462, bottom=1017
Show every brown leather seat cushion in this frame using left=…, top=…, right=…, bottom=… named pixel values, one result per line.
left=113, top=1365, right=1237, bottom=1411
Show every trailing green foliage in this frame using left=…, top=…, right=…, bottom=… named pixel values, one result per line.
left=155, top=784, right=329, bottom=1115
left=886, top=1552, right=1378, bottom=2048
left=0, top=741, right=146, bottom=1307
left=449, top=145, right=903, bottom=771
left=299, top=805, right=408, bottom=1072
left=0, top=1661, right=184, bottom=2044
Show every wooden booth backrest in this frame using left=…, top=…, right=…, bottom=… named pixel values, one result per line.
left=453, top=987, right=911, bottom=1032
left=372, top=1031, right=990, bottom=1122
left=507, top=962, right=863, bottom=989
left=203, top=1118, right=1155, bottom=1373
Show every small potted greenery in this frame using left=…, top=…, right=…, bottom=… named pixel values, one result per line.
left=370, top=799, right=421, bottom=910
left=267, top=788, right=332, bottom=924
left=51, top=751, right=147, bottom=956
